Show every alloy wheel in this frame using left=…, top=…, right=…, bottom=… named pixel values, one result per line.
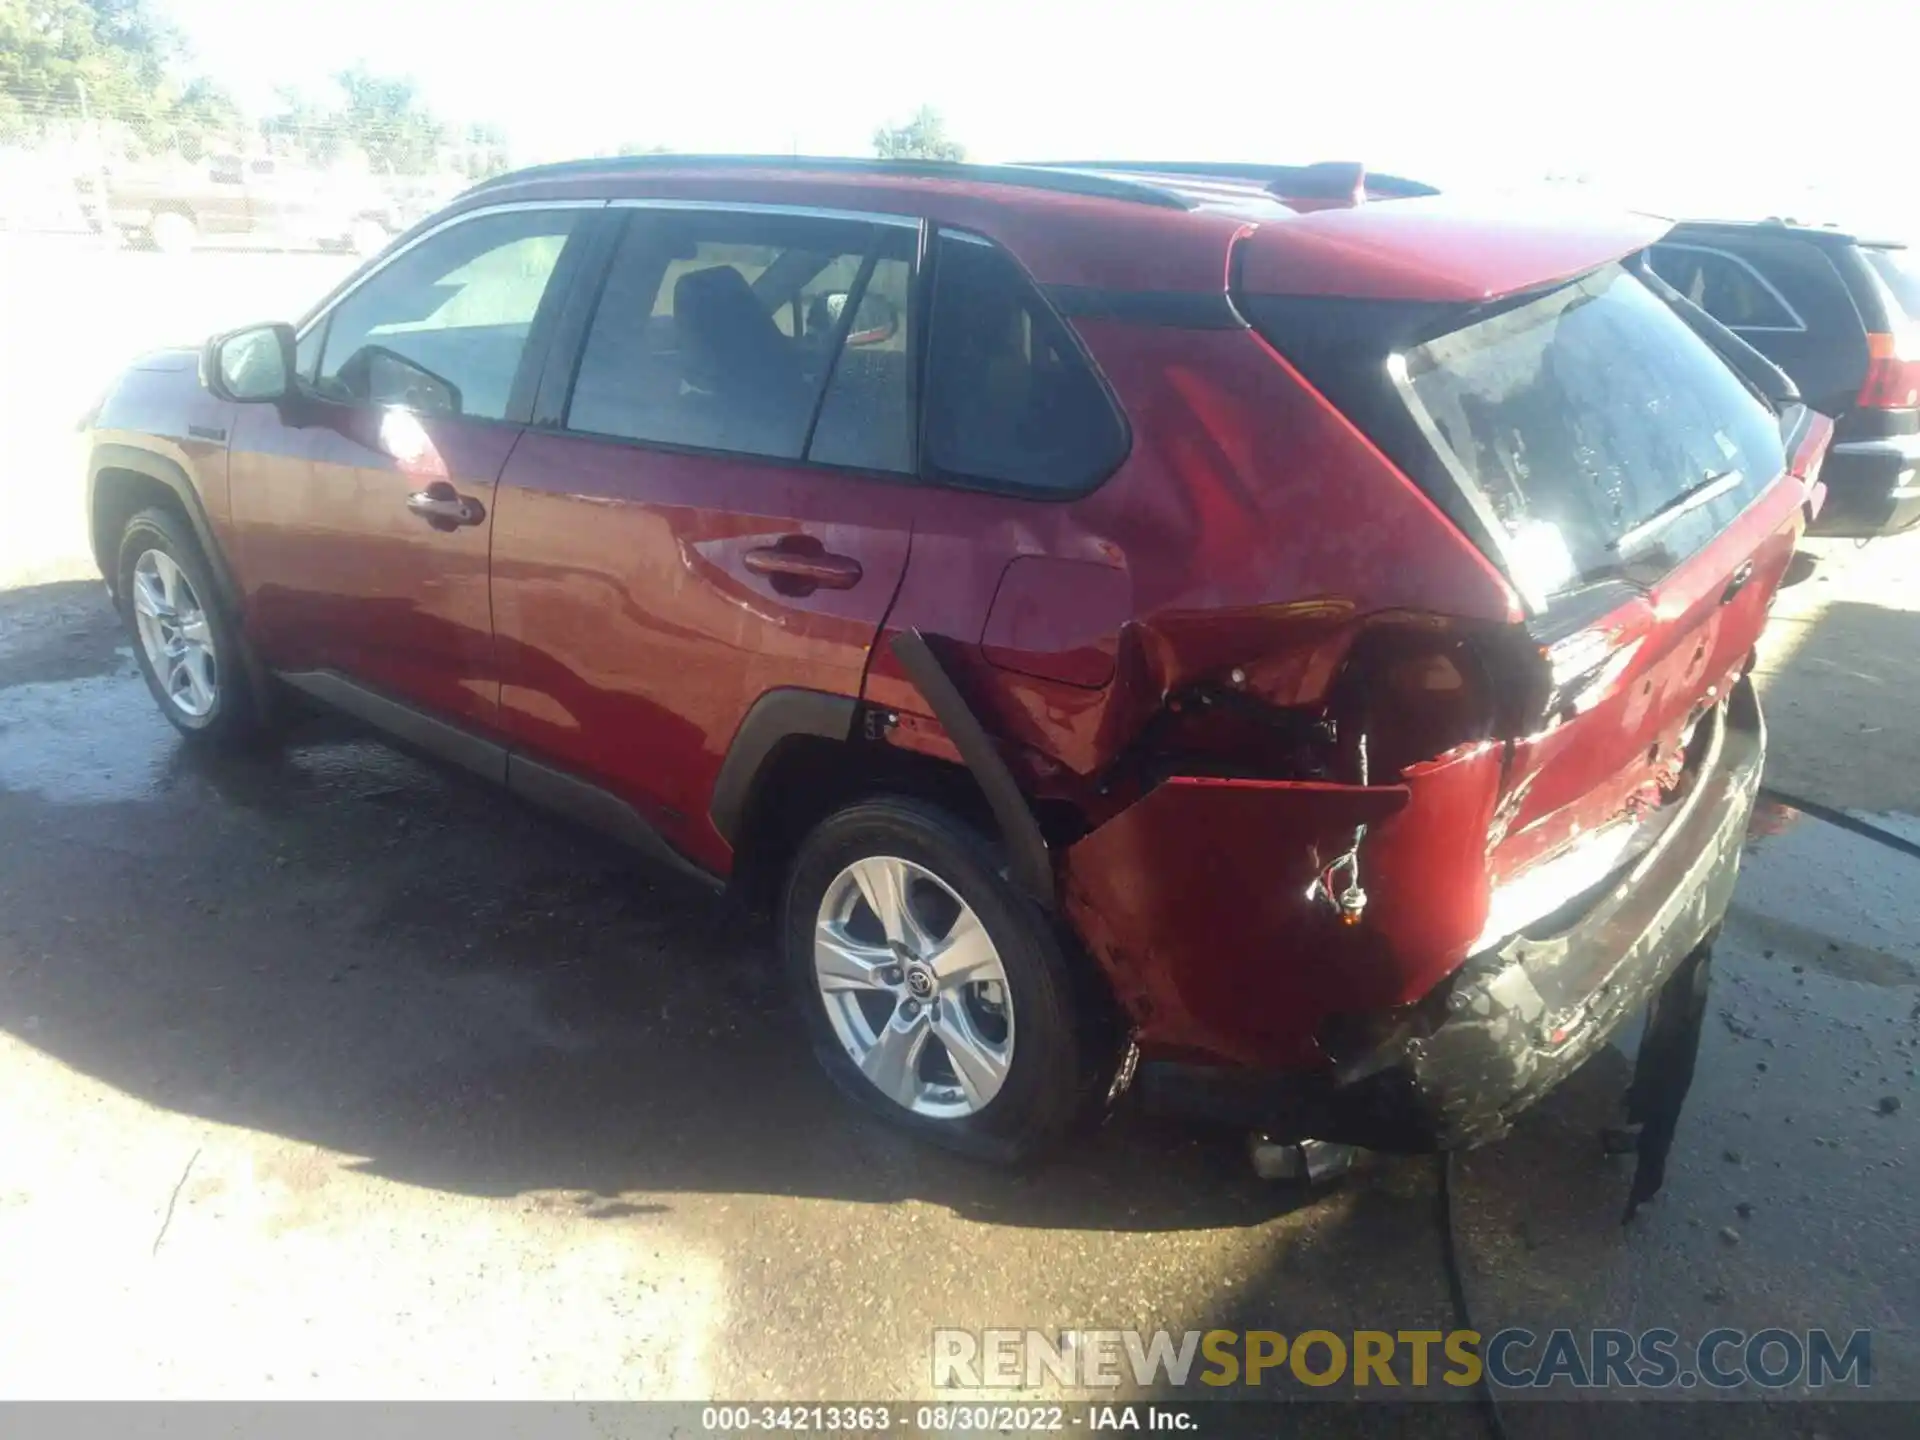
left=131, top=549, right=219, bottom=719
left=813, top=855, right=1015, bottom=1118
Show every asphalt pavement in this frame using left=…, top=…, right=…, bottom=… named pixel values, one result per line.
left=0, top=572, right=1914, bottom=1430
left=1, top=240, right=1916, bottom=1431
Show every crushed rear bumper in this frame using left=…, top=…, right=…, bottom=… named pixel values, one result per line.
left=1138, top=676, right=1765, bottom=1151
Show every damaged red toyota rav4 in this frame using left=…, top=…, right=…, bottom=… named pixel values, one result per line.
left=85, top=157, right=1831, bottom=1163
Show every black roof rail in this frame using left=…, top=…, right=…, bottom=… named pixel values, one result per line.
left=1025, top=159, right=1441, bottom=199
left=464, top=153, right=1194, bottom=210
left=1673, top=215, right=1865, bottom=246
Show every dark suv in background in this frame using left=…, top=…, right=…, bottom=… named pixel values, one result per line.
left=1649, top=221, right=1920, bottom=536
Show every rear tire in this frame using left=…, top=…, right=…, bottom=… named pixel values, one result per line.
left=781, top=797, right=1103, bottom=1163
left=117, top=507, right=263, bottom=748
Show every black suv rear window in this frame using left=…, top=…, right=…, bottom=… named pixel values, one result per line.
left=1243, top=263, right=1785, bottom=609
left=1862, top=246, right=1920, bottom=322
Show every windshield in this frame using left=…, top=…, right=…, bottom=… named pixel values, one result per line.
left=1390, top=264, right=1784, bottom=605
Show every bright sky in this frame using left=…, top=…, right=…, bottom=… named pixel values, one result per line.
left=159, top=0, right=1918, bottom=232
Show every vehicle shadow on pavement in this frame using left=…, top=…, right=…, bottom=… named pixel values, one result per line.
left=3, top=575, right=1916, bottom=1279
left=0, top=581, right=1325, bottom=1235
left=1757, top=593, right=1920, bottom=819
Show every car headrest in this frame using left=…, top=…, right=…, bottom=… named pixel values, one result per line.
left=673, top=265, right=792, bottom=384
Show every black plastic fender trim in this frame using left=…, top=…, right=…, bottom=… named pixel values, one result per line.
left=708, top=688, right=859, bottom=848
left=888, top=629, right=1055, bottom=908
left=89, top=443, right=241, bottom=611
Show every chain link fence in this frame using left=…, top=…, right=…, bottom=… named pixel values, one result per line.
left=0, top=89, right=500, bottom=251
left=1, top=92, right=472, bottom=582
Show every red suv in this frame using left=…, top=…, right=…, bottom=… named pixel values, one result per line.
left=85, top=157, right=1831, bottom=1162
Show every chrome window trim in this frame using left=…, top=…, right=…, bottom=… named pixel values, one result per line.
left=1650, top=241, right=1808, bottom=334
left=605, top=197, right=920, bottom=228
left=294, top=198, right=610, bottom=342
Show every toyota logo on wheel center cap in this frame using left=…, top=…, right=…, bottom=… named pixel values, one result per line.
left=905, top=965, right=936, bottom=998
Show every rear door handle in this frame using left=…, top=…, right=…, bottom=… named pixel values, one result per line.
left=407, top=483, right=485, bottom=529
left=742, top=540, right=863, bottom=595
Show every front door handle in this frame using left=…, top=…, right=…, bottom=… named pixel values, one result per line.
left=407, top=482, right=485, bottom=529
left=742, top=539, right=863, bottom=596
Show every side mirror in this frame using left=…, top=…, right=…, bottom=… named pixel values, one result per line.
left=204, top=322, right=295, bottom=403
left=817, top=291, right=901, bottom=348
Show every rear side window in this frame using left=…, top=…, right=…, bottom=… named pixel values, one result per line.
left=1393, top=265, right=1784, bottom=602
left=1862, top=247, right=1920, bottom=322
left=921, top=231, right=1127, bottom=494
left=566, top=210, right=913, bottom=468
left=1647, top=243, right=1802, bottom=330
left=806, top=245, right=916, bottom=473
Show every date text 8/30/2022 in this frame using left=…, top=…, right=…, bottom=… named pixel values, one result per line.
left=699, top=1405, right=1195, bottom=1432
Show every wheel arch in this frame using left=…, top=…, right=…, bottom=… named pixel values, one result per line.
left=722, top=687, right=1130, bottom=1097
left=718, top=689, right=1007, bottom=915
left=89, top=444, right=240, bottom=613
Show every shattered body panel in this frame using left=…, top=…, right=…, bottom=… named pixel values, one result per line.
left=1062, top=743, right=1503, bottom=1070
left=1401, top=681, right=1763, bottom=1147
left=1134, top=678, right=1765, bottom=1151
left=839, top=193, right=1821, bottom=1152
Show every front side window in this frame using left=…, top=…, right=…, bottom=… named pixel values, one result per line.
left=1647, top=243, right=1801, bottom=331
left=921, top=231, right=1127, bottom=494
left=566, top=209, right=912, bottom=467
left=313, top=208, right=578, bottom=421
left=1394, top=263, right=1785, bottom=602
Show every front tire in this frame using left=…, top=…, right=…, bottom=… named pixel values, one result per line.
left=117, top=508, right=261, bottom=747
left=782, top=797, right=1102, bottom=1163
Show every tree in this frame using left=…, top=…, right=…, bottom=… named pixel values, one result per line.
left=1, top=6, right=509, bottom=179
left=259, top=85, right=341, bottom=166
left=0, top=0, right=234, bottom=154
left=872, top=106, right=964, bottom=163
left=457, top=119, right=510, bottom=179
left=333, top=64, right=445, bottom=175
left=156, top=75, right=240, bottom=159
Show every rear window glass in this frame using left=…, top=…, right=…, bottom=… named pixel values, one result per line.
left=1390, top=264, right=1784, bottom=605
left=1862, top=247, right=1920, bottom=321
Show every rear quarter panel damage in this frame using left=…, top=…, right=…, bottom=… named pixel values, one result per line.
left=1061, top=742, right=1504, bottom=1070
